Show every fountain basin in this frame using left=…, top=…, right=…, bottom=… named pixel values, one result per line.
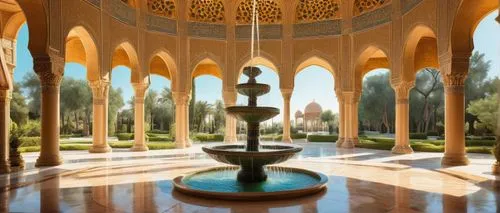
left=172, top=166, right=328, bottom=201
left=226, top=106, right=279, bottom=123
left=236, top=83, right=270, bottom=97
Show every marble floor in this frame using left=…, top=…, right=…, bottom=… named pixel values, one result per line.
left=1, top=142, right=499, bottom=213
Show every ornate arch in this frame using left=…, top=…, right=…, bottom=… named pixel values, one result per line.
left=295, top=0, right=341, bottom=23
left=188, top=0, right=225, bottom=23
left=148, top=49, right=177, bottom=89
left=403, top=24, right=438, bottom=81
left=111, top=42, right=142, bottom=83
left=237, top=50, right=280, bottom=74
left=147, top=0, right=176, bottom=18
left=2, top=12, right=26, bottom=40
left=65, top=26, right=100, bottom=81
left=236, top=0, right=282, bottom=24
left=354, top=45, right=390, bottom=90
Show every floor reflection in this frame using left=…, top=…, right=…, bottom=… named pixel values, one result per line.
left=1, top=143, right=499, bottom=212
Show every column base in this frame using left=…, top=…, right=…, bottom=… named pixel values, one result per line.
left=176, top=140, right=188, bottom=149
left=340, top=138, right=355, bottom=149
left=35, top=154, right=63, bottom=167
left=441, top=153, right=469, bottom=166
left=130, top=144, right=149, bottom=152
left=336, top=137, right=344, bottom=147
left=224, top=136, right=237, bottom=143
left=282, top=137, right=292, bottom=143
left=492, top=162, right=500, bottom=175
left=89, top=144, right=112, bottom=153
left=0, top=161, right=10, bottom=174
left=391, top=145, right=414, bottom=154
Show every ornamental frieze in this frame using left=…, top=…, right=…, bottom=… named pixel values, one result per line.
left=293, top=20, right=341, bottom=38
left=401, top=0, right=423, bottom=14
left=146, top=14, right=177, bottom=35
left=352, top=5, right=391, bottom=32
left=188, top=22, right=226, bottom=40
left=110, top=0, right=137, bottom=26
left=236, top=24, right=282, bottom=40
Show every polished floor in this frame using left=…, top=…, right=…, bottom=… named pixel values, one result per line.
left=1, top=142, right=499, bottom=213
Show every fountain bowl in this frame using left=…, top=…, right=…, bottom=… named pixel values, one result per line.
left=172, top=166, right=328, bottom=201
left=236, top=83, right=270, bottom=97
left=202, top=143, right=302, bottom=166
left=226, top=106, right=279, bottom=123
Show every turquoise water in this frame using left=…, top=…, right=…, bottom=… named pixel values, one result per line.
left=182, top=167, right=321, bottom=192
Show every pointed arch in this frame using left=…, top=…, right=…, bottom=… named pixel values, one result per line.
left=354, top=45, right=390, bottom=90
left=2, top=12, right=26, bottom=40
left=111, top=42, right=141, bottom=83
left=237, top=55, right=279, bottom=79
left=65, top=26, right=100, bottom=81
left=148, top=49, right=177, bottom=89
left=403, top=24, right=438, bottom=81
left=450, top=0, right=498, bottom=55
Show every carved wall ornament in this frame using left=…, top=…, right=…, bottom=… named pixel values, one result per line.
left=295, top=0, right=340, bottom=23
left=89, top=81, right=110, bottom=103
left=173, top=92, right=191, bottom=105
left=133, top=83, right=149, bottom=99
left=352, top=4, right=391, bottom=31
left=111, top=0, right=137, bottom=25
left=146, top=14, right=177, bottom=34
left=443, top=73, right=467, bottom=94
left=393, top=81, right=415, bottom=100
left=354, top=0, right=391, bottom=16
left=189, top=0, right=225, bottom=23
left=148, top=0, right=176, bottom=18
left=236, top=0, right=282, bottom=24
left=33, top=55, right=64, bottom=88
left=293, top=20, right=341, bottom=38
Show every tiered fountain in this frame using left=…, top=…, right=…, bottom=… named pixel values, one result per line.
left=172, top=66, right=328, bottom=200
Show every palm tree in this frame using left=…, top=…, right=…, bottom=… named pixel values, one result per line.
left=194, top=101, right=213, bottom=132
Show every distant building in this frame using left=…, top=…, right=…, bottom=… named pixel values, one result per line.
left=295, top=100, right=326, bottom=133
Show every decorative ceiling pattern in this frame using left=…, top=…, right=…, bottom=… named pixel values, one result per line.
left=353, top=0, right=390, bottom=16
left=236, top=0, right=282, bottom=25
left=189, top=0, right=225, bottom=23
left=148, top=0, right=176, bottom=18
left=295, top=0, right=340, bottom=23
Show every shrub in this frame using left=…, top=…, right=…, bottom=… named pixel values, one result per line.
left=481, top=136, right=496, bottom=140
left=369, top=138, right=394, bottom=144
left=427, top=131, right=439, bottom=136
left=116, top=133, right=134, bottom=141
left=148, top=130, right=170, bottom=134
left=148, top=136, right=172, bottom=142
left=465, top=140, right=497, bottom=147
left=356, top=140, right=393, bottom=150
left=19, top=137, right=41, bottom=147
left=291, top=133, right=307, bottom=139
left=260, top=135, right=282, bottom=141
left=24, top=120, right=41, bottom=137
left=307, top=135, right=338, bottom=142
left=410, top=133, right=427, bottom=140
left=193, top=133, right=224, bottom=142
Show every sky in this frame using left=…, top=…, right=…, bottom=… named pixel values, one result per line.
left=12, top=10, right=499, bottom=119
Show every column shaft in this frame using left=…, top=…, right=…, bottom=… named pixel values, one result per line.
left=281, top=90, right=292, bottom=143
left=392, top=82, right=414, bottom=154
left=336, top=100, right=345, bottom=147
left=35, top=56, right=63, bottom=167
left=89, top=81, right=111, bottom=153
left=0, top=90, right=10, bottom=173
left=131, top=83, right=149, bottom=152
left=174, top=92, right=190, bottom=148
left=442, top=73, right=469, bottom=165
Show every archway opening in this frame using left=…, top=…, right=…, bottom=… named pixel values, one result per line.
left=293, top=64, right=337, bottom=135
left=190, top=59, right=224, bottom=136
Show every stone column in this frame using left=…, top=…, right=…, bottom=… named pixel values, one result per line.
left=173, top=92, right=191, bottom=148
left=442, top=72, right=469, bottom=165
left=35, top=55, right=64, bottom=167
left=281, top=89, right=292, bottom=143
left=0, top=89, right=11, bottom=173
left=336, top=91, right=345, bottom=147
left=89, top=80, right=111, bottom=153
left=341, top=92, right=359, bottom=148
left=223, top=91, right=237, bottom=143
left=392, top=81, right=415, bottom=154
left=130, top=83, right=149, bottom=152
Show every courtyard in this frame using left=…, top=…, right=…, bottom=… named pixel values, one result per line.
left=1, top=143, right=499, bottom=212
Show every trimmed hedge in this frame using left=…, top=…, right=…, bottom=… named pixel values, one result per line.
left=426, top=131, right=440, bottom=136
left=116, top=133, right=134, bottom=141
left=410, top=133, right=428, bottom=140
left=292, top=133, right=307, bottom=139
left=147, top=130, right=170, bottom=134
left=192, top=134, right=224, bottom=142
left=307, top=135, right=338, bottom=142
left=18, top=142, right=177, bottom=153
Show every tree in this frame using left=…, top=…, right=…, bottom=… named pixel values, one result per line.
left=108, top=87, right=124, bottom=135
left=21, top=72, right=41, bottom=118
left=320, top=110, right=336, bottom=134
left=467, top=94, right=498, bottom=133
left=465, top=51, right=492, bottom=135
left=10, top=83, right=29, bottom=126
left=158, top=87, right=174, bottom=132
left=359, top=73, right=395, bottom=133
left=411, top=68, right=443, bottom=133
left=213, top=100, right=225, bottom=132
left=145, top=90, right=158, bottom=131
left=194, top=101, right=212, bottom=132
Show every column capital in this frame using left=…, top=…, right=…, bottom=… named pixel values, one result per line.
left=172, top=92, right=191, bottom=105
left=392, top=81, right=415, bottom=102
left=281, top=89, right=292, bottom=100
left=132, top=83, right=149, bottom=98
left=442, top=72, right=467, bottom=94
left=33, top=55, right=64, bottom=88
left=342, top=91, right=361, bottom=104
left=89, top=80, right=110, bottom=105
